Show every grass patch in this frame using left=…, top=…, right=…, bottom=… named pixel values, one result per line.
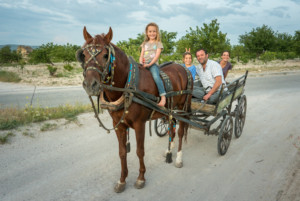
left=0, top=132, right=15, bottom=144
left=22, top=131, right=35, bottom=138
left=40, top=123, right=58, bottom=131
left=0, top=70, right=21, bottom=82
left=0, top=103, right=92, bottom=131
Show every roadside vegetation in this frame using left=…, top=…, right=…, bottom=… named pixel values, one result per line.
left=0, top=103, right=92, bottom=131
left=0, top=70, right=21, bottom=82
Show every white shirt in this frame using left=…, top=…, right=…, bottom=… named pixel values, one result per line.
left=195, top=59, right=225, bottom=92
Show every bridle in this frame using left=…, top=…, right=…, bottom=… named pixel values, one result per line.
left=79, top=43, right=116, bottom=85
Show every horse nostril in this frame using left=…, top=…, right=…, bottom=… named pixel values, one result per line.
left=91, top=80, right=98, bottom=89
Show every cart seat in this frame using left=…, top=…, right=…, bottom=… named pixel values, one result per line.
left=191, top=99, right=216, bottom=115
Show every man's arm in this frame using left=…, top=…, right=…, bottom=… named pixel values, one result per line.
left=203, top=76, right=222, bottom=101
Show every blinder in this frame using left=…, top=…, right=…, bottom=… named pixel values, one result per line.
left=76, top=49, right=85, bottom=68
left=78, top=43, right=116, bottom=84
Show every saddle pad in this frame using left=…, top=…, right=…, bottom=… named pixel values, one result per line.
left=159, top=70, right=173, bottom=93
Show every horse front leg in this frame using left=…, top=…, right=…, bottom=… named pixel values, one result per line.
left=114, top=124, right=128, bottom=193
left=175, top=121, right=186, bottom=168
left=133, top=122, right=146, bottom=189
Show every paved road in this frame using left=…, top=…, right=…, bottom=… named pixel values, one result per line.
left=0, top=83, right=90, bottom=108
left=1, top=72, right=299, bottom=108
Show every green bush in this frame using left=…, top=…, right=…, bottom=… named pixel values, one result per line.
left=260, top=51, right=276, bottom=63
left=286, top=52, right=297, bottom=59
left=160, top=53, right=181, bottom=64
left=240, top=55, right=250, bottom=64
left=47, top=65, right=57, bottom=76
left=275, top=52, right=287, bottom=60
left=63, top=64, right=74, bottom=71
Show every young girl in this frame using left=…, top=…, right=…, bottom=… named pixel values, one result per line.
left=219, top=51, right=232, bottom=79
left=139, top=22, right=166, bottom=107
left=182, top=51, right=196, bottom=81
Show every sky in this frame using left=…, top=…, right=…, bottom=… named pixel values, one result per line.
left=0, top=0, right=299, bottom=47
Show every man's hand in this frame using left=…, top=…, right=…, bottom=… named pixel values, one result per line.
left=203, top=76, right=222, bottom=101
left=203, top=93, right=212, bottom=101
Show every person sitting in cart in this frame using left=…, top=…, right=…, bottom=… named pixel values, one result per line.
left=192, top=48, right=226, bottom=104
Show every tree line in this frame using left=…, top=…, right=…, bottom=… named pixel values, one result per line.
left=0, top=19, right=299, bottom=66
left=117, top=19, right=300, bottom=64
left=0, top=43, right=80, bottom=66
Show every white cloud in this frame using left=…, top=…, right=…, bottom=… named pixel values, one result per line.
left=128, top=11, right=148, bottom=22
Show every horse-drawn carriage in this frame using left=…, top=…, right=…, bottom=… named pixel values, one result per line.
left=155, top=71, right=248, bottom=155
left=77, top=27, right=248, bottom=192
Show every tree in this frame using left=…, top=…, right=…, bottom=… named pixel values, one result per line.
left=239, top=25, right=276, bottom=56
left=176, top=19, right=231, bottom=56
left=0, top=46, right=22, bottom=64
left=275, top=32, right=294, bottom=52
left=29, top=47, right=53, bottom=64
left=231, top=45, right=245, bottom=62
left=160, top=30, right=177, bottom=55
left=117, top=33, right=144, bottom=62
left=0, top=46, right=13, bottom=64
left=293, top=30, right=300, bottom=56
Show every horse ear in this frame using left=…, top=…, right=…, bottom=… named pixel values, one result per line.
left=83, top=26, right=92, bottom=41
left=104, top=27, right=113, bottom=44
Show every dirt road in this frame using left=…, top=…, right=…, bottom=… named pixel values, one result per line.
left=1, top=74, right=300, bottom=201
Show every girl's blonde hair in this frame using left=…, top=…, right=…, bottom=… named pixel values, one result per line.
left=144, top=22, right=161, bottom=42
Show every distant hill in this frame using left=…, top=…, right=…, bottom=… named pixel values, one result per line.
left=0, top=44, right=39, bottom=50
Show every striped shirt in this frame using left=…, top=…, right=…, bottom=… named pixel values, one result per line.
left=195, top=59, right=225, bottom=93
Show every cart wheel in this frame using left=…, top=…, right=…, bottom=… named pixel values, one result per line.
left=154, top=117, right=168, bottom=137
left=218, top=116, right=233, bottom=156
left=234, top=95, right=247, bottom=138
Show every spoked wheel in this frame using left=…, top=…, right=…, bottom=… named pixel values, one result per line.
left=154, top=117, right=168, bottom=137
left=234, top=95, right=247, bottom=138
left=218, top=116, right=233, bottom=156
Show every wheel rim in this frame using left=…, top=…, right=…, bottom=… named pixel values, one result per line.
left=235, top=96, right=247, bottom=138
left=218, top=116, right=233, bottom=155
left=155, top=117, right=168, bottom=137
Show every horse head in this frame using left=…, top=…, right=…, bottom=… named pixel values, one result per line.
left=77, top=27, right=114, bottom=96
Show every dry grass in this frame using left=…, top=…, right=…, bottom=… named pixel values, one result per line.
left=0, top=103, right=92, bottom=131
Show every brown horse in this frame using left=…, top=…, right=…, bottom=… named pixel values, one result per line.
left=78, top=27, right=192, bottom=193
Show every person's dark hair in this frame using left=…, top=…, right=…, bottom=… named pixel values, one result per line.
left=195, top=48, right=208, bottom=56
left=221, top=50, right=230, bottom=57
left=182, top=52, right=192, bottom=62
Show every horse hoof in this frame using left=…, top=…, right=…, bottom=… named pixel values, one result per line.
left=175, top=161, right=183, bottom=168
left=134, top=179, right=145, bottom=189
left=163, top=149, right=168, bottom=157
left=114, top=181, right=126, bottom=193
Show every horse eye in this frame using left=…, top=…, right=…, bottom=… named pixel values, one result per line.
left=104, top=54, right=109, bottom=60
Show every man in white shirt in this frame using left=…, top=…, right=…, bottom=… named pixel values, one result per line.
left=193, top=49, right=226, bottom=104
